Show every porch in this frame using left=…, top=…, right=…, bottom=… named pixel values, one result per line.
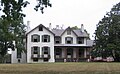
left=54, top=47, right=92, bottom=62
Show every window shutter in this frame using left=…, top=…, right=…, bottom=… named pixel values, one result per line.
left=71, top=37, right=73, bottom=44
left=38, top=47, right=40, bottom=55
left=31, top=47, right=34, bottom=55
left=48, top=47, right=50, bottom=55
left=48, top=35, right=50, bottom=42
left=31, top=35, right=33, bottom=42
left=42, top=35, right=44, bottom=42
left=38, top=35, right=40, bottom=42
left=65, top=37, right=67, bottom=44
left=42, top=47, right=44, bottom=55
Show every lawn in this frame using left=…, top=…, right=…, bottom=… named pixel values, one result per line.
left=0, top=62, right=120, bottom=74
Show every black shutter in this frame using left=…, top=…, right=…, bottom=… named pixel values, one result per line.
left=48, top=35, right=50, bottom=42
left=48, top=47, right=50, bottom=55
left=31, top=35, right=33, bottom=42
left=42, top=47, right=44, bottom=55
left=42, top=35, right=44, bottom=42
left=38, top=35, right=40, bottom=42
left=31, top=47, right=34, bottom=55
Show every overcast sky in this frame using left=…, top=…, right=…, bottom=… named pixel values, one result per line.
left=24, top=0, right=120, bottom=40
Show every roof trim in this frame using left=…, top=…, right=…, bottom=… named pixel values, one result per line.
left=26, top=24, right=55, bottom=36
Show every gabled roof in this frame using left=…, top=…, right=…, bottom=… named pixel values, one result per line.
left=60, top=27, right=78, bottom=36
left=51, top=27, right=89, bottom=37
left=73, top=30, right=89, bottom=37
left=51, top=29, right=64, bottom=36
left=26, top=24, right=55, bottom=35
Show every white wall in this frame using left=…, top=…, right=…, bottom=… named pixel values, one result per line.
left=61, top=30, right=77, bottom=44
left=27, top=26, right=54, bottom=63
left=11, top=49, right=26, bottom=63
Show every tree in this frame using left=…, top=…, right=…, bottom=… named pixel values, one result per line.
left=0, top=0, right=52, bottom=63
left=93, top=2, right=120, bottom=61
left=71, top=26, right=79, bottom=30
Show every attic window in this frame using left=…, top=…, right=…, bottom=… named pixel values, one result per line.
left=39, top=26, right=43, bottom=31
left=67, top=29, right=71, bottom=35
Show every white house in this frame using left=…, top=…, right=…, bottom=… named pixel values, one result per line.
left=25, top=24, right=93, bottom=63
left=26, top=24, right=55, bottom=63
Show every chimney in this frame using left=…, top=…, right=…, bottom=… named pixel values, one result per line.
left=27, top=21, right=30, bottom=32
left=61, top=24, right=64, bottom=29
left=81, top=24, right=84, bottom=33
left=49, top=23, right=52, bottom=30
left=56, top=25, right=59, bottom=29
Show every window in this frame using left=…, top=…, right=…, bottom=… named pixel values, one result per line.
left=67, top=48, right=73, bottom=58
left=33, top=47, right=38, bottom=54
left=65, top=37, right=73, bottom=44
left=17, top=49, right=21, bottom=58
left=33, top=58, right=38, bottom=62
left=67, top=29, right=71, bottom=35
left=42, top=47, right=50, bottom=55
left=39, top=25, right=43, bottom=31
left=55, top=48, right=62, bottom=58
left=42, top=35, right=50, bottom=42
left=31, top=46, right=39, bottom=54
left=55, top=37, right=61, bottom=44
left=77, top=37, right=84, bottom=44
left=31, top=34, right=40, bottom=42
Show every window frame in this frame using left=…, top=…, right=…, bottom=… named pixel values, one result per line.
left=42, top=46, right=50, bottom=55
left=42, top=35, right=50, bottom=42
left=77, top=37, right=84, bottom=44
left=31, top=34, right=40, bottom=42
left=39, top=25, right=43, bottom=31
left=17, top=49, right=21, bottom=58
left=55, top=37, right=61, bottom=44
left=65, top=37, right=73, bottom=44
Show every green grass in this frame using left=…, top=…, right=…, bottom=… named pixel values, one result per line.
left=0, top=62, right=120, bottom=74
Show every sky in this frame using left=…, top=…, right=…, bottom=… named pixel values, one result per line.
left=23, top=0, right=120, bottom=40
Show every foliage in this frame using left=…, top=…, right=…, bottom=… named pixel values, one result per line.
left=71, top=26, right=79, bottom=30
left=0, top=0, right=28, bottom=62
left=93, top=2, right=120, bottom=61
left=34, top=0, right=52, bottom=13
left=0, top=0, right=52, bottom=63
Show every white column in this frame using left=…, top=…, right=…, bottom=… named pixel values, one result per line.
left=84, top=48, right=87, bottom=58
left=73, top=48, right=76, bottom=58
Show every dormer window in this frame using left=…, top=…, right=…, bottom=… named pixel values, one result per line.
left=65, top=37, right=73, bottom=44
left=39, top=26, right=43, bottom=31
left=67, top=29, right=71, bottom=35
left=31, top=34, right=40, bottom=42
left=42, top=35, right=50, bottom=42
left=77, top=37, right=84, bottom=44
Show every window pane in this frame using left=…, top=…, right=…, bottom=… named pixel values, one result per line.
left=42, top=35, right=50, bottom=42
left=17, top=50, right=21, bottom=58
left=31, top=35, right=40, bottom=42
left=65, top=37, right=73, bottom=44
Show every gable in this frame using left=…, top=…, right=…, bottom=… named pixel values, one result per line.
left=61, top=27, right=77, bottom=37
left=26, top=24, right=54, bottom=36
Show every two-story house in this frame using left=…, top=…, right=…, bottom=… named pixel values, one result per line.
left=26, top=24, right=93, bottom=63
